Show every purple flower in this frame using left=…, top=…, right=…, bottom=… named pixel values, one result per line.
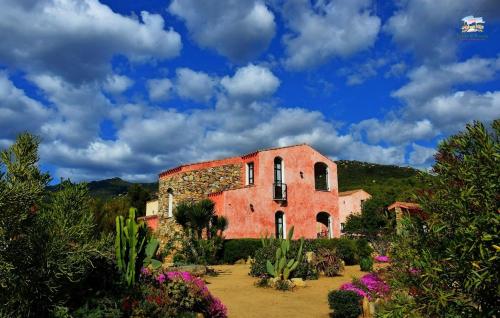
left=409, top=268, right=421, bottom=276
left=208, top=296, right=228, bottom=318
left=359, top=273, right=390, bottom=297
left=340, top=283, right=369, bottom=299
left=374, top=255, right=390, bottom=263
left=156, top=273, right=166, bottom=284
left=140, top=267, right=151, bottom=276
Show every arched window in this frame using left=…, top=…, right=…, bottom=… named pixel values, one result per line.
left=167, top=188, right=174, bottom=218
left=273, top=157, right=286, bottom=200
left=314, top=162, right=329, bottom=190
left=275, top=211, right=285, bottom=239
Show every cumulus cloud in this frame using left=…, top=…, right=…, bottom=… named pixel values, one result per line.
left=221, top=64, right=280, bottom=101
left=0, top=0, right=181, bottom=84
left=147, top=78, right=173, bottom=101
left=385, top=0, right=500, bottom=62
left=354, top=118, right=436, bottom=144
left=174, top=68, right=217, bottom=103
left=408, top=143, right=435, bottom=166
left=339, top=57, right=388, bottom=85
left=103, top=75, right=134, bottom=94
left=280, top=0, right=380, bottom=70
left=0, top=72, right=52, bottom=139
left=169, top=0, right=275, bottom=62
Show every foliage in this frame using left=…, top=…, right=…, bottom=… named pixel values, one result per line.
left=266, top=226, right=304, bottom=281
left=274, top=279, right=294, bottom=291
left=173, top=200, right=227, bottom=265
left=312, top=247, right=344, bottom=276
left=328, top=290, right=362, bottom=318
left=359, top=257, right=373, bottom=272
left=127, top=184, right=152, bottom=217
left=127, top=269, right=227, bottom=318
left=387, top=120, right=500, bottom=316
left=250, top=239, right=318, bottom=280
left=0, top=133, right=111, bottom=317
left=90, top=196, right=130, bottom=234
left=115, top=208, right=161, bottom=286
left=221, top=239, right=261, bottom=264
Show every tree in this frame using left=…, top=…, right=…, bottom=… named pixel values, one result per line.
left=386, top=120, right=500, bottom=316
left=0, top=133, right=111, bottom=317
left=127, top=184, right=152, bottom=217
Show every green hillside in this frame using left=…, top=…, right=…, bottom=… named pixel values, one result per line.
left=336, top=160, right=426, bottom=202
left=49, top=177, right=158, bottom=199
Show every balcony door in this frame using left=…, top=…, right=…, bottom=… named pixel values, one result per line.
left=274, top=157, right=284, bottom=200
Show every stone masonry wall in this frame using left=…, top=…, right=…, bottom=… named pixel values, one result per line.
left=158, top=163, right=242, bottom=216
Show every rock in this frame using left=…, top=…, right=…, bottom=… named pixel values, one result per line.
left=291, top=278, right=306, bottom=287
left=305, top=251, right=315, bottom=263
left=245, top=257, right=254, bottom=265
left=234, top=259, right=246, bottom=264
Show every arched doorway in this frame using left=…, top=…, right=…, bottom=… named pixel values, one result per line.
left=316, top=212, right=332, bottom=238
left=275, top=211, right=286, bottom=239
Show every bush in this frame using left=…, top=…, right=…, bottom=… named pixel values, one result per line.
left=312, top=248, right=344, bottom=276
left=360, top=257, right=373, bottom=272
left=250, top=240, right=318, bottom=280
left=222, top=239, right=261, bottom=264
left=328, top=290, right=362, bottom=318
left=312, top=238, right=364, bottom=265
left=355, top=239, right=373, bottom=259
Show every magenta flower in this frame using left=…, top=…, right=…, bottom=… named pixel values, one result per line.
left=140, top=267, right=151, bottom=276
left=156, top=273, right=166, bottom=284
left=359, top=273, right=390, bottom=297
left=409, top=268, right=421, bottom=276
left=208, top=296, right=228, bottom=318
left=340, top=283, right=369, bottom=299
left=374, top=255, right=390, bottom=263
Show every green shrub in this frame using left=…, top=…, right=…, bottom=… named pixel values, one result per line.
left=250, top=239, right=318, bottom=280
left=222, top=239, right=261, bottom=264
left=355, top=239, right=373, bottom=259
left=311, top=238, right=363, bottom=265
left=359, top=257, right=373, bottom=272
left=312, top=248, right=344, bottom=276
left=328, top=290, right=362, bottom=318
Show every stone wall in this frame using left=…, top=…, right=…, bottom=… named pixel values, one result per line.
left=158, top=163, right=242, bottom=216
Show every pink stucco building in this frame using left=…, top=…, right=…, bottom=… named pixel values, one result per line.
left=338, top=189, right=371, bottom=232
left=154, top=144, right=370, bottom=239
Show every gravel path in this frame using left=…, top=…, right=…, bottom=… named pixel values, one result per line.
left=206, top=264, right=364, bottom=318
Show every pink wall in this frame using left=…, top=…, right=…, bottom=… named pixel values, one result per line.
left=138, top=215, right=160, bottom=231
left=214, top=145, right=340, bottom=239
left=338, top=190, right=371, bottom=226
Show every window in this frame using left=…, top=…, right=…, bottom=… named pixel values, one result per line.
left=314, top=162, right=329, bottom=190
left=167, top=188, right=174, bottom=218
left=274, top=157, right=283, bottom=184
left=273, top=157, right=286, bottom=200
left=341, top=223, right=345, bottom=232
left=275, top=211, right=285, bottom=239
left=246, top=162, right=254, bottom=185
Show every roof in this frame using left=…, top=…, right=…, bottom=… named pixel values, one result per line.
left=159, top=143, right=320, bottom=178
left=387, top=201, right=421, bottom=211
left=338, top=189, right=370, bottom=197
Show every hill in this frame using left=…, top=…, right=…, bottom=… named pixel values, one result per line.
left=48, top=177, right=158, bottom=200
left=336, top=160, right=425, bottom=202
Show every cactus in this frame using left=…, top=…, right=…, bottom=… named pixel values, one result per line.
left=260, top=230, right=275, bottom=247
left=266, top=226, right=304, bottom=280
left=115, top=208, right=161, bottom=286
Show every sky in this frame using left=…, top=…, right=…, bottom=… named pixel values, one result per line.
left=0, top=0, right=499, bottom=183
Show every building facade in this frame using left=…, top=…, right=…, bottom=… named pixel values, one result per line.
left=157, top=144, right=342, bottom=239
left=338, top=189, right=372, bottom=232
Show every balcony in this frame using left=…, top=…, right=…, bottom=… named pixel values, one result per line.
left=273, top=183, right=287, bottom=201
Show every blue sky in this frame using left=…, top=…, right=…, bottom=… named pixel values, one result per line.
left=0, top=0, right=499, bottom=183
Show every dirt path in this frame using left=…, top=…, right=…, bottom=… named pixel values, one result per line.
left=206, top=264, right=364, bottom=318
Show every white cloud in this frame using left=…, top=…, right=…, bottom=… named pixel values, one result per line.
left=169, top=0, right=275, bottom=62
left=0, top=0, right=181, bottom=84
left=339, top=57, right=388, bottom=85
left=221, top=64, right=280, bottom=101
left=174, top=68, right=217, bottom=102
left=0, top=72, right=52, bottom=139
left=280, top=0, right=380, bottom=70
left=354, top=118, right=436, bottom=144
left=408, top=143, right=435, bottom=166
left=103, top=74, right=133, bottom=94
left=147, top=78, right=173, bottom=101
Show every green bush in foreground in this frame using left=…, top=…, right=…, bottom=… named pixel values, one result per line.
left=359, top=257, right=373, bottom=272
left=328, top=290, right=362, bottom=318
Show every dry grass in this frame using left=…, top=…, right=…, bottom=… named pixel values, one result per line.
left=205, top=264, right=364, bottom=318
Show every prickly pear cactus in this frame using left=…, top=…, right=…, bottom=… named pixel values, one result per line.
left=265, top=226, right=304, bottom=281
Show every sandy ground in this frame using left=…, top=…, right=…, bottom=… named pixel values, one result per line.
left=206, top=264, right=364, bottom=318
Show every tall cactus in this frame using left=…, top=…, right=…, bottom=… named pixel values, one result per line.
left=266, top=226, right=304, bottom=280
left=115, top=208, right=161, bottom=286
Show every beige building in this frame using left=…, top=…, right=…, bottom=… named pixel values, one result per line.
left=145, top=199, right=159, bottom=216
left=338, top=189, right=371, bottom=232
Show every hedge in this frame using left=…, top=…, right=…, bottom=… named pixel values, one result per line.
left=221, top=239, right=262, bottom=264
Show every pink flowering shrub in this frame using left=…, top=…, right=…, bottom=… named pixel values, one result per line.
left=374, top=255, right=390, bottom=263
left=339, top=272, right=390, bottom=301
left=124, top=268, right=227, bottom=317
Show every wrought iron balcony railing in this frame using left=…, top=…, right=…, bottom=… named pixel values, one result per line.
left=273, top=183, right=287, bottom=201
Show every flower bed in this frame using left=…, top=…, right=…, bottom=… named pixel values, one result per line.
left=125, top=268, right=227, bottom=317
left=339, top=272, right=390, bottom=301
left=374, top=255, right=390, bottom=263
